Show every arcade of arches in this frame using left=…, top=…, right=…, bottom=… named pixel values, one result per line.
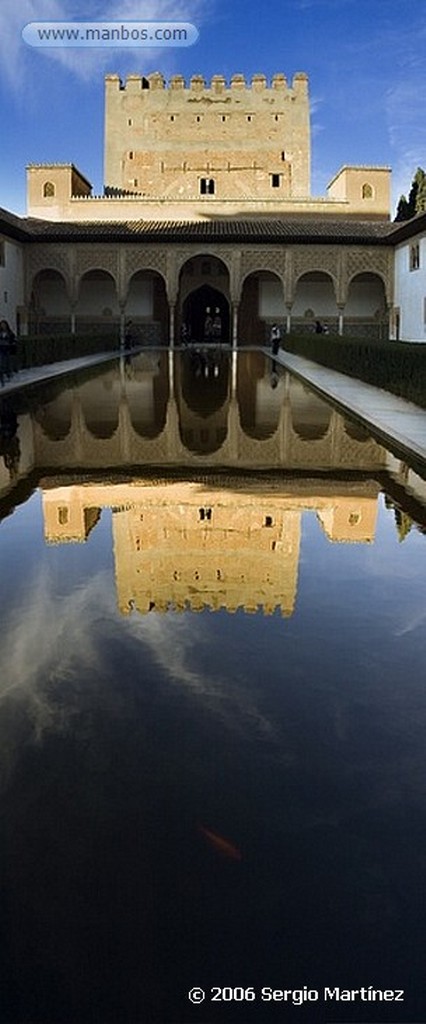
left=26, top=243, right=391, bottom=343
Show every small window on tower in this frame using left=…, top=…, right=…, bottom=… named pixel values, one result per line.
left=43, top=181, right=55, bottom=197
left=362, top=182, right=374, bottom=199
left=200, top=178, right=215, bottom=195
left=271, top=174, right=281, bottom=188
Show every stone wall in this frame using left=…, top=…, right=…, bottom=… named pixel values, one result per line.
left=104, top=71, right=310, bottom=201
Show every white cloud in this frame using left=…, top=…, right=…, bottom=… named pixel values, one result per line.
left=0, top=0, right=209, bottom=85
left=0, top=566, right=117, bottom=791
left=0, top=568, right=113, bottom=716
left=125, top=611, right=278, bottom=744
left=0, top=565, right=279, bottom=794
left=385, top=78, right=426, bottom=211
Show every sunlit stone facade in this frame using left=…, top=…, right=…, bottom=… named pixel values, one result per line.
left=26, top=72, right=390, bottom=222
left=4, top=70, right=425, bottom=341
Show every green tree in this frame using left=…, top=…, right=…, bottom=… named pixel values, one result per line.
left=415, top=167, right=426, bottom=212
left=394, top=507, right=412, bottom=542
left=395, top=167, right=426, bottom=220
left=395, top=195, right=410, bottom=221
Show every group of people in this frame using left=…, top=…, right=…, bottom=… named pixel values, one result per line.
left=0, top=320, right=17, bottom=383
left=203, top=307, right=222, bottom=343
left=270, top=320, right=329, bottom=348
left=181, top=307, right=223, bottom=347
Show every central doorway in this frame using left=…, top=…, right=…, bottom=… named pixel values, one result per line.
left=181, top=285, right=230, bottom=345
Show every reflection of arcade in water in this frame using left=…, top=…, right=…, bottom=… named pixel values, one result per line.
left=1, top=352, right=425, bottom=491
left=1, top=350, right=425, bottom=619
left=0, top=351, right=395, bottom=474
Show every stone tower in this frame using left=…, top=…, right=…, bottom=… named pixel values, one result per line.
left=104, top=71, right=310, bottom=201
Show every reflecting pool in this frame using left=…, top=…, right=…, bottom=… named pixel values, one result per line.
left=0, top=351, right=425, bottom=1024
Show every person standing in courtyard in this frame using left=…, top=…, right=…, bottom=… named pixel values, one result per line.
left=270, top=323, right=281, bottom=356
left=203, top=307, right=213, bottom=342
left=212, top=308, right=222, bottom=342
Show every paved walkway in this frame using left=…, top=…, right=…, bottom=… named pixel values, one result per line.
left=265, top=347, right=426, bottom=466
left=0, top=347, right=130, bottom=397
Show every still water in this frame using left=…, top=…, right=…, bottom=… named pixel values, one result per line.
left=0, top=351, right=425, bottom=1024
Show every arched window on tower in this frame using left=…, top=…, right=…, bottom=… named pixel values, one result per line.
left=362, top=182, right=374, bottom=199
left=43, top=181, right=56, bottom=197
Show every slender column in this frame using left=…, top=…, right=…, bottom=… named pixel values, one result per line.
left=231, top=348, right=237, bottom=395
left=337, top=306, right=344, bottom=336
left=168, top=348, right=175, bottom=399
left=285, top=305, right=292, bottom=336
left=70, top=307, right=76, bottom=336
left=232, top=303, right=239, bottom=350
left=119, top=306, right=126, bottom=349
left=169, top=303, right=175, bottom=348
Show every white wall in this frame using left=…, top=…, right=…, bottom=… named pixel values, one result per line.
left=345, top=277, right=385, bottom=315
left=126, top=277, right=153, bottom=316
left=394, top=235, right=426, bottom=342
left=77, top=274, right=119, bottom=315
left=259, top=278, right=285, bottom=317
left=0, top=236, right=25, bottom=332
left=36, top=274, right=69, bottom=315
left=292, top=279, right=336, bottom=317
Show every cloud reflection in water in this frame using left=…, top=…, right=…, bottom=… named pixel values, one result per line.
left=0, top=567, right=277, bottom=791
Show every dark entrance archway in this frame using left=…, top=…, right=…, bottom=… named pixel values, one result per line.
left=181, top=285, right=230, bottom=344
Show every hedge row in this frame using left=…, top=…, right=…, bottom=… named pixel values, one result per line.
left=16, top=333, right=119, bottom=370
left=282, top=334, right=426, bottom=410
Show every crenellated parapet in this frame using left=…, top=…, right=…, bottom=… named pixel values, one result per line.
left=104, top=70, right=308, bottom=96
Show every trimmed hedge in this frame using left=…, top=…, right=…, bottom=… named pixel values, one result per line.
left=15, top=333, right=119, bottom=370
left=282, top=334, right=426, bottom=410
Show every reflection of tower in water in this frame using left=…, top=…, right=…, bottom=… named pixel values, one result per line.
left=112, top=485, right=301, bottom=616
left=41, top=481, right=380, bottom=618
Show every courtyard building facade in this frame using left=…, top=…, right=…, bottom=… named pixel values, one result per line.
left=0, top=71, right=423, bottom=342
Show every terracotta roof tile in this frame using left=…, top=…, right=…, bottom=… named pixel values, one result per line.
left=17, top=216, right=394, bottom=244
left=0, top=209, right=405, bottom=245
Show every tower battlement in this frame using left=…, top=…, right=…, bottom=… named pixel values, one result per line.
left=105, top=71, right=308, bottom=96
left=104, top=70, right=310, bottom=200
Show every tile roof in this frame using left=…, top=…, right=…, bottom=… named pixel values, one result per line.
left=11, top=207, right=426, bottom=246
left=0, top=213, right=395, bottom=245
left=385, top=210, right=426, bottom=244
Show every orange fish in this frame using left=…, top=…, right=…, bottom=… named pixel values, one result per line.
left=198, top=825, right=242, bottom=862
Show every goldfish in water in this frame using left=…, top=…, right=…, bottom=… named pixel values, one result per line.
left=198, top=825, right=242, bottom=862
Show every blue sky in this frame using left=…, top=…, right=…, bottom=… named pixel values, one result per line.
left=1, top=0, right=425, bottom=217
